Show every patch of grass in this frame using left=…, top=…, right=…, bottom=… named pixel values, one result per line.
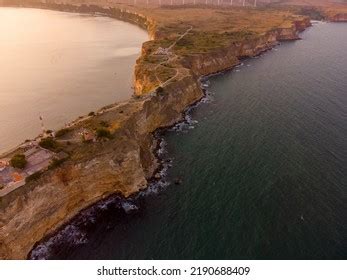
left=174, top=30, right=257, bottom=55
left=156, top=66, right=176, bottom=83
left=142, top=54, right=167, bottom=64
left=143, top=39, right=173, bottom=53
left=96, top=128, right=113, bottom=139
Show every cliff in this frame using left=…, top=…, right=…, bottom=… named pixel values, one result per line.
left=325, top=11, right=347, bottom=21
left=0, top=1, right=312, bottom=259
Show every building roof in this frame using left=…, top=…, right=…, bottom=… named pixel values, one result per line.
left=83, top=130, right=95, bottom=141
left=12, top=172, right=24, bottom=182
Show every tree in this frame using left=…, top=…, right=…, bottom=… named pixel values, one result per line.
left=156, top=86, right=164, bottom=96
left=96, top=128, right=113, bottom=139
left=10, top=154, right=27, bottom=169
left=39, top=137, right=58, bottom=151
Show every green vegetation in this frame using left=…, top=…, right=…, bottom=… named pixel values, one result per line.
left=174, top=30, right=257, bottom=55
left=142, top=53, right=168, bottom=64
left=39, top=137, right=59, bottom=151
left=55, top=128, right=71, bottom=138
left=48, top=158, right=67, bottom=170
left=96, top=128, right=113, bottom=139
left=156, top=66, right=176, bottom=83
left=142, top=39, right=172, bottom=54
left=10, top=154, right=27, bottom=169
left=156, top=86, right=165, bottom=96
left=25, top=171, right=42, bottom=183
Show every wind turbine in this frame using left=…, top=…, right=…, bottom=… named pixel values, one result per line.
left=254, top=0, right=257, bottom=7
left=230, top=0, right=233, bottom=5
left=243, top=0, right=246, bottom=7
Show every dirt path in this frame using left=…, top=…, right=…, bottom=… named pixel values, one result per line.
left=153, top=26, right=193, bottom=89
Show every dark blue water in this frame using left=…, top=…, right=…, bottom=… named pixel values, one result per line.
left=36, top=22, right=346, bottom=260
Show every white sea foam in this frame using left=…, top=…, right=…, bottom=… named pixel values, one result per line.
left=121, top=201, right=139, bottom=213
left=157, top=139, right=167, bottom=156
left=30, top=224, right=87, bottom=260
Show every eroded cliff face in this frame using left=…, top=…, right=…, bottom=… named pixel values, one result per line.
left=0, top=74, right=203, bottom=260
left=0, top=1, right=311, bottom=259
left=328, top=13, right=347, bottom=22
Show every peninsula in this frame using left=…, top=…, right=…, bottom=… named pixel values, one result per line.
left=0, top=0, right=346, bottom=259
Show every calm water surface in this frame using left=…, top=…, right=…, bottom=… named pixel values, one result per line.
left=34, top=22, right=346, bottom=260
left=0, top=7, right=147, bottom=154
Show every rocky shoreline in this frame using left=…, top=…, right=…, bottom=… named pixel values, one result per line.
left=0, top=1, right=326, bottom=259
left=27, top=75, right=211, bottom=260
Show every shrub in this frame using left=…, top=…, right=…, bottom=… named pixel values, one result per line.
left=48, top=158, right=66, bottom=170
left=156, top=86, right=164, bottom=96
left=25, top=171, right=42, bottom=183
left=96, top=128, right=112, bottom=139
left=88, top=111, right=95, bottom=116
left=39, top=137, right=58, bottom=151
left=55, top=128, right=71, bottom=138
left=10, top=154, right=27, bottom=169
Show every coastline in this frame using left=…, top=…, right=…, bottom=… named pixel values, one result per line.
left=1, top=0, right=344, bottom=260
left=28, top=75, right=210, bottom=259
